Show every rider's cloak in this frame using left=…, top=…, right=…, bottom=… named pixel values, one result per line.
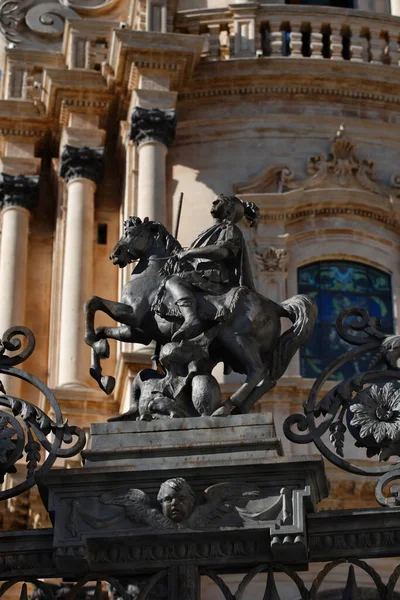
left=175, top=221, right=256, bottom=294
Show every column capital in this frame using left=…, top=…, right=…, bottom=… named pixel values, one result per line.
left=59, top=145, right=104, bottom=185
left=130, top=106, right=177, bottom=147
left=0, top=173, right=40, bottom=212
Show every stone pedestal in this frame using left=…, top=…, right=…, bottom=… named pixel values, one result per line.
left=37, top=414, right=327, bottom=588
left=82, top=413, right=282, bottom=469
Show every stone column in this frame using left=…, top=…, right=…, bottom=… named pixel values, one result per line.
left=130, top=106, right=176, bottom=225
left=391, top=0, right=400, bottom=15
left=58, top=145, right=104, bottom=388
left=0, top=174, right=39, bottom=394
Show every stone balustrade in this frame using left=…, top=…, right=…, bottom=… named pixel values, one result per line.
left=176, top=5, right=400, bottom=65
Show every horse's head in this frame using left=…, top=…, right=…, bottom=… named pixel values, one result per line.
left=110, top=216, right=180, bottom=267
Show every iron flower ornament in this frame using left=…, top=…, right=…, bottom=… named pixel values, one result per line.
left=283, top=307, right=400, bottom=506
left=350, top=383, right=400, bottom=444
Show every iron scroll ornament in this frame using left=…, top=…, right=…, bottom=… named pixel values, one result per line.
left=283, top=307, right=400, bottom=507
left=0, top=326, right=86, bottom=500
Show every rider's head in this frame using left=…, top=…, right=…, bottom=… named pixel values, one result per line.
left=211, top=195, right=259, bottom=227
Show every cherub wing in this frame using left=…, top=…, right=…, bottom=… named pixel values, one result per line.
left=186, top=483, right=260, bottom=529
left=100, top=488, right=175, bottom=529
left=187, top=482, right=283, bottom=528
left=204, top=482, right=262, bottom=509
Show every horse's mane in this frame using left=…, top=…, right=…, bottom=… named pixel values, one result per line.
left=124, top=216, right=181, bottom=256
left=153, top=221, right=181, bottom=256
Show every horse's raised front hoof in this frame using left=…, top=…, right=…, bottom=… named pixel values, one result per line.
left=93, top=339, right=110, bottom=359
left=100, top=375, right=115, bottom=395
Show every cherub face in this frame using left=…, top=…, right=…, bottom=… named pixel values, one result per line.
left=159, top=485, right=194, bottom=523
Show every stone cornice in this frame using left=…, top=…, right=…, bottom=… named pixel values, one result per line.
left=178, top=58, right=400, bottom=107
left=59, top=98, right=111, bottom=129
left=260, top=205, right=399, bottom=228
left=59, top=145, right=105, bottom=184
left=0, top=173, right=40, bottom=212
left=0, top=100, right=46, bottom=122
left=3, top=47, right=65, bottom=69
left=108, top=30, right=204, bottom=92
left=130, top=106, right=177, bottom=147
left=181, top=83, right=400, bottom=107
left=308, top=507, right=400, bottom=562
left=41, top=68, right=113, bottom=126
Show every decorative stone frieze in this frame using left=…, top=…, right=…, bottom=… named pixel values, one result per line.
left=0, top=173, right=39, bottom=212
left=130, top=106, right=177, bottom=147
left=59, top=145, right=104, bottom=184
left=255, top=247, right=289, bottom=272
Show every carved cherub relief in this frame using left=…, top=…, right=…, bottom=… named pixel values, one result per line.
left=68, top=478, right=290, bottom=535
left=100, top=478, right=288, bottom=531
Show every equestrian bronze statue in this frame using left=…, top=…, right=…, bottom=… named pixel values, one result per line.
left=84, top=194, right=317, bottom=418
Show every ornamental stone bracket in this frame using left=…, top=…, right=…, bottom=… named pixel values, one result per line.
left=234, top=125, right=400, bottom=199
left=108, top=30, right=204, bottom=94
left=41, top=69, right=113, bottom=128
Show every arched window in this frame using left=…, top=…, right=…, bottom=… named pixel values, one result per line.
left=298, top=260, right=394, bottom=380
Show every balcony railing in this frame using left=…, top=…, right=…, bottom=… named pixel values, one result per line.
left=175, top=5, right=400, bottom=65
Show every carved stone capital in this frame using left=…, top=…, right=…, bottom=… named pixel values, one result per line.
left=59, top=145, right=104, bottom=184
left=130, top=106, right=177, bottom=147
left=0, top=173, right=40, bottom=212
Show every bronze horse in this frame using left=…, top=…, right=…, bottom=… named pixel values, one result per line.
left=84, top=218, right=317, bottom=416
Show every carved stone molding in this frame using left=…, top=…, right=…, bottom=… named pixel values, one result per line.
left=0, top=0, right=26, bottom=43
left=130, top=106, right=177, bottom=147
left=0, top=173, right=39, bottom=212
left=235, top=126, right=383, bottom=196
left=180, top=84, right=400, bottom=107
left=255, top=247, right=289, bottom=273
left=260, top=206, right=398, bottom=228
left=0, top=0, right=80, bottom=44
left=59, top=145, right=104, bottom=184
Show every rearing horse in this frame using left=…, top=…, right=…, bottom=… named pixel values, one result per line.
left=84, top=217, right=317, bottom=416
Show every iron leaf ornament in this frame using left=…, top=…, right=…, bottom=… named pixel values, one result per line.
left=283, top=307, right=400, bottom=507
left=0, top=326, right=86, bottom=500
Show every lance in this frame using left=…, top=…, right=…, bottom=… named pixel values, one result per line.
left=151, top=192, right=184, bottom=371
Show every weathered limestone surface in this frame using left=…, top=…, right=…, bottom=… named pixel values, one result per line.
left=83, top=414, right=282, bottom=468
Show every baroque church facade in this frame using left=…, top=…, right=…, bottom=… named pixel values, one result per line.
left=1, top=0, right=400, bottom=596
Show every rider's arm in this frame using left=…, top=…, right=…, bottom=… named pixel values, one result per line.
left=183, top=245, right=231, bottom=260
left=183, top=226, right=242, bottom=260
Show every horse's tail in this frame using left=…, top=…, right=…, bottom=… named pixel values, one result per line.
left=269, top=294, right=318, bottom=381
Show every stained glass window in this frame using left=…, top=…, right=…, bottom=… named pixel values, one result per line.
left=298, top=261, right=394, bottom=380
